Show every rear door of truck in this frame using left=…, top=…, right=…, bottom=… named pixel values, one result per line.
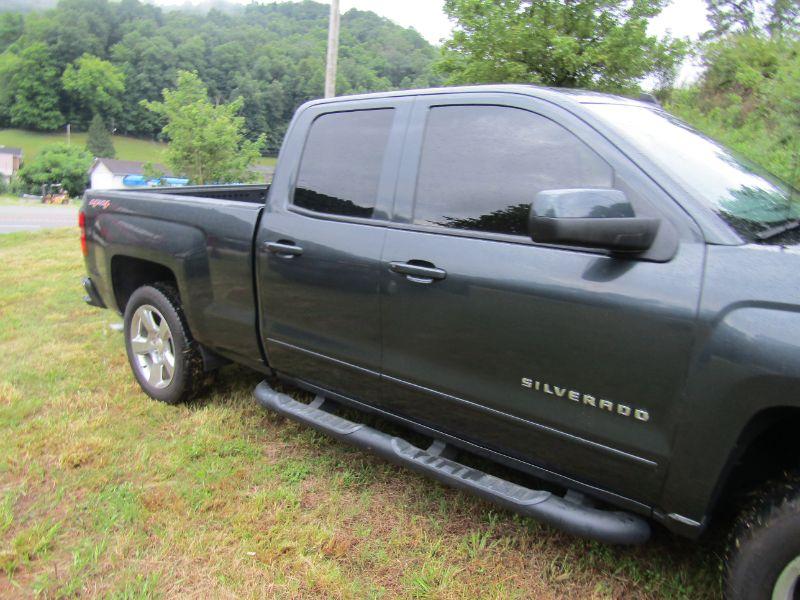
left=254, top=97, right=412, bottom=406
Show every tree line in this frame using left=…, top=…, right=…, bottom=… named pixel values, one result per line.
left=0, top=0, right=440, bottom=154
left=1, top=0, right=796, bottom=196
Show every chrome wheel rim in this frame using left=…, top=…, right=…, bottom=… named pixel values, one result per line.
left=773, top=555, right=800, bottom=600
left=130, top=304, right=175, bottom=389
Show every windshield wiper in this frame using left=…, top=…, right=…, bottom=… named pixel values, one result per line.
left=755, top=218, right=800, bottom=241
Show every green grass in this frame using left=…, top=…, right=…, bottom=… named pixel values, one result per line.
left=0, top=129, right=277, bottom=167
left=0, top=129, right=167, bottom=163
left=0, top=229, right=723, bottom=598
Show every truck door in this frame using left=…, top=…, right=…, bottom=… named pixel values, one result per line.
left=255, top=98, right=409, bottom=405
left=378, top=94, right=704, bottom=504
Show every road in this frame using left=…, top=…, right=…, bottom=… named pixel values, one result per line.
left=0, top=204, right=78, bottom=234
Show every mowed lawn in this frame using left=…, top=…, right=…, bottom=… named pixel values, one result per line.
left=0, top=129, right=167, bottom=163
left=0, top=129, right=277, bottom=167
left=0, top=229, right=721, bottom=599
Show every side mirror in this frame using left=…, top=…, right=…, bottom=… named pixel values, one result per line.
left=529, top=189, right=660, bottom=253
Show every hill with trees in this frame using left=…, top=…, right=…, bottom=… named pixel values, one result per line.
left=0, top=0, right=440, bottom=153
left=667, top=1, right=799, bottom=189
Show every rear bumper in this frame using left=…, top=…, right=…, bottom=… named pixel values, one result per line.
left=82, top=277, right=106, bottom=309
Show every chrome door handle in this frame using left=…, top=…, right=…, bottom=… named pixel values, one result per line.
left=264, top=241, right=303, bottom=257
left=389, top=261, right=447, bottom=283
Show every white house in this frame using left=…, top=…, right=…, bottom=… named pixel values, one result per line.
left=88, top=158, right=181, bottom=189
left=0, top=147, right=22, bottom=182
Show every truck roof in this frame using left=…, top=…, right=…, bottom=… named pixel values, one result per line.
left=304, top=84, right=656, bottom=111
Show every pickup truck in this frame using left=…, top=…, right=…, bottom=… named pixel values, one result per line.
left=81, top=85, right=800, bottom=599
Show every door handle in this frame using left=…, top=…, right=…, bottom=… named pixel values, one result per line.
left=264, top=241, right=303, bottom=257
left=389, top=261, right=446, bottom=283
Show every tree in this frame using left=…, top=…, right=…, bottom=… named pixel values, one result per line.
left=704, top=0, right=799, bottom=39
left=142, top=71, right=265, bottom=184
left=0, top=42, right=63, bottom=130
left=62, top=53, right=125, bottom=125
left=15, top=143, right=93, bottom=197
left=435, top=0, right=688, bottom=94
left=668, top=33, right=800, bottom=189
left=86, top=113, right=115, bottom=158
left=0, top=1, right=440, bottom=143
left=705, top=0, right=758, bottom=38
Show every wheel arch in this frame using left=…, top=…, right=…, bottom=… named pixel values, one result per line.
left=110, top=255, right=178, bottom=314
left=708, top=405, right=800, bottom=526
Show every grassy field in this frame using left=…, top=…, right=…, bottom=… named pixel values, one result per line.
left=0, top=129, right=277, bottom=167
left=0, top=229, right=722, bottom=599
left=0, top=129, right=167, bottom=163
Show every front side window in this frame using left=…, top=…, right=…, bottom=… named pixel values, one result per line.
left=413, top=105, right=613, bottom=236
left=294, top=109, right=394, bottom=218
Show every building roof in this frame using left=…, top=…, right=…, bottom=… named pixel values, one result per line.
left=90, top=158, right=173, bottom=177
left=0, top=147, right=23, bottom=156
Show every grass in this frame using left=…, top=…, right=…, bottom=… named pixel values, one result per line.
left=0, top=129, right=276, bottom=167
left=0, top=129, right=167, bottom=163
left=0, top=228, right=723, bottom=598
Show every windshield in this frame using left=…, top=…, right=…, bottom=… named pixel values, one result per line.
left=585, top=103, right=799, bottom=241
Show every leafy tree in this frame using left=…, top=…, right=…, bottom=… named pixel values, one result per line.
left=704, top=0, right=758, bottom=38
left=668, top=33, right=800, bottom=188
left=435, top=0, right=688, bottom=94
left=15, top=143, right=92, bottom=197
left=0, top=0, right=440, bottom=147
left=86, top=113, right=115, bottom=158
left=0, top=13, right=23, bottom=51
left=62, top=53, right=125, bottom=125
left=142, top=70, right=265, bottom=184
left=0, top=42, right=63, bottom=130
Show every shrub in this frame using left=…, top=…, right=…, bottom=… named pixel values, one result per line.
left=15, top=143, right=93, bottom=197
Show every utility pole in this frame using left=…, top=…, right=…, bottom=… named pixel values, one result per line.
left=324, top=0, right=340, bottom=98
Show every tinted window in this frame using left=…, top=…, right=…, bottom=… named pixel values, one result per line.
left=294, top=109, right=394, bottom=218
left=414, top=105, right=613, bottom=235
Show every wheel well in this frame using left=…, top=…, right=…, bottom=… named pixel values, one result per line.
left=110, top=256, right=178, bottom=313
left=711, top=407, right=800, bottom=523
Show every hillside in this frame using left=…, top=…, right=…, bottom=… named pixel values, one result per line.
left=0, top=0, right=440, bottom=153
left=0, top=129, right=165, bottom=163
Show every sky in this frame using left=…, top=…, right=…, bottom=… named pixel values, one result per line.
left=151, top=0, right=711, bottom=84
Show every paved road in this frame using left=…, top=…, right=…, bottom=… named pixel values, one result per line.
left=0, top=204, right=79, bottom=234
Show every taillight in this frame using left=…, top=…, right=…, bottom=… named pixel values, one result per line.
left=78, top=211, right=87, bottom=256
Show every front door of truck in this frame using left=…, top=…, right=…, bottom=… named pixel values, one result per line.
left=378, top=95, right=704, bottom=504
left=255, top=98, right=410, bottom=405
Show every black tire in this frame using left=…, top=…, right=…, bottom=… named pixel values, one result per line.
left=725, top=471, right=800, bottom=600
left=123, top=283, right=205, bottom=404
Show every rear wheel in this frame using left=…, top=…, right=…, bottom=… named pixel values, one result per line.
left=123, top=284, right=204, bottom=404
left=725, top=472, right=800, bottom=600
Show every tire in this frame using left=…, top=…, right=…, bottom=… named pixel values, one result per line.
left=725, top=471, right=800, bottom=600
left=123, top=283, right=205, bottom=404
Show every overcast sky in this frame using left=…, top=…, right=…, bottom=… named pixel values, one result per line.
left=151, top=0, right=711, bottom=84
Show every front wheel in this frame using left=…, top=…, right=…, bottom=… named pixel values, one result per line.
left=123, top=284, right=204, bottom=404
left=725, top=472, right=800, bottom=600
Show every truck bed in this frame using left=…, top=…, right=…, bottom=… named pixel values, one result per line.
left=82, top=184, right=270, bottom=372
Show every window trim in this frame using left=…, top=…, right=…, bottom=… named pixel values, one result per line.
left=289, top=106, right=399, bottom=223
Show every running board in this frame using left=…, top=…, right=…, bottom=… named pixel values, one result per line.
left=254, top=381, right=650, bottom=545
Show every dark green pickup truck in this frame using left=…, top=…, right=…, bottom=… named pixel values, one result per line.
left=81, top=85, right=800, bottom=599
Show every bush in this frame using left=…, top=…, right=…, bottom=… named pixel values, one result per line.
left=15, top=143, right=93, bottom=197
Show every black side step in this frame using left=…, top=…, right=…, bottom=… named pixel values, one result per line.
left=254, top=381, right=650, bottom=545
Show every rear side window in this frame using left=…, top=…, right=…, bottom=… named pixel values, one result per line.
left=414, top=105, right=613, bottom=235
left=293, top=109, right=394, bottom=219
